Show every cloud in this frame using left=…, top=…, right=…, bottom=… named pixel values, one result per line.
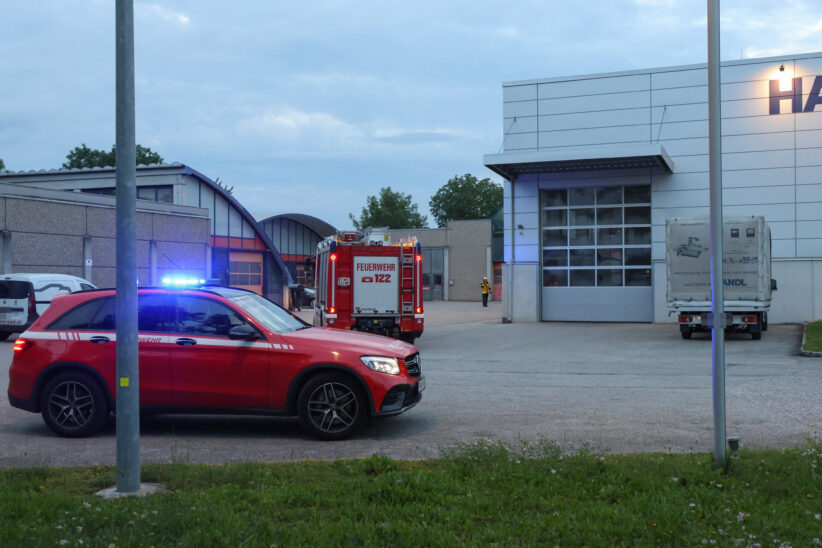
left=135, top=2, right=190, bottom=26
left=292, top=72, right=382, bottom=87
left=236, top=108, right=360, bottom=140
left=372, top=129, right=469, bottom=144
left=633, top=0, right=678, bottom=6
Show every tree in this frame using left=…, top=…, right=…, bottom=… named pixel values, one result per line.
left=214, top=177, right=234, bottom=195
left=349, top=186, right=427, bottom=230
left=0, top=158, right=5, bottom=171
left=62, top=143, right=163, bottom=169
left=429, top=173, right=503, bottom=228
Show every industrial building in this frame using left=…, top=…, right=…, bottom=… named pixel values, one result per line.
left=484, top=51, right=822, bottom=323
left=0, top=182, right=210, bottom=286
left=388, top=219, right=494, bottom=302
left=258, top=214, right=336, bottom=287
left=0, top=164, right=292, bottom=304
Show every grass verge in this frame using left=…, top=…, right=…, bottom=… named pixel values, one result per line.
left=1, top=440, right=821, bottom=547
left=805, top=321, right=822, bottom=353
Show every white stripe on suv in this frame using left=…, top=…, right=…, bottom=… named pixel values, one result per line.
left=20, top=330, right=296, bottom=351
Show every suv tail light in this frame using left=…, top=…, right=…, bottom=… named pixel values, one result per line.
left=13, top=338, right=33, bottom=352
left=28, top=292, right=36, bottom=316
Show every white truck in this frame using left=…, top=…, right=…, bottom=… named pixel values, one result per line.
left=666, top=215, right=776, bottom=340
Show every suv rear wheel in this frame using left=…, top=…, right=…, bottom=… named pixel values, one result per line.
left=297, top=373, right=367, bottom=440
left=40, top=372, right=109, bottom=437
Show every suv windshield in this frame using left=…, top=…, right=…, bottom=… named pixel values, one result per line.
left=229, top=293, right=308, bottom=334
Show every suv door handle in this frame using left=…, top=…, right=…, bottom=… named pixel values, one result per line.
left=175, top=337, right=197, bottom=346
left=89, top=336, right=110, bottom=344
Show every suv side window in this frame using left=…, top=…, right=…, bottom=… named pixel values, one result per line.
left=88, top=298, right=116, bottom=330
left=138, top=294, right=173, bottom=332
left=48, top=299, right=108, bottom=330
left=79, top=283, right=96, bottom=291
left=173, top=296, right=248, bottom=337
left=48, top=295, right=172, bottom=332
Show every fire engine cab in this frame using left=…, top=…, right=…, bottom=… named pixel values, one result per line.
left=313, top=228, right=424, bottom=342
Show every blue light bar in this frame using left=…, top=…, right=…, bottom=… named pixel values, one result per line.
left=161, top=277, right=206, bottom=287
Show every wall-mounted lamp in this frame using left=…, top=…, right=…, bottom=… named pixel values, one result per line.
left=777, top=64, right=793, bottom=92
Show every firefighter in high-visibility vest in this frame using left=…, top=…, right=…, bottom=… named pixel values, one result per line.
left=480, top=276, right=491, bottom=307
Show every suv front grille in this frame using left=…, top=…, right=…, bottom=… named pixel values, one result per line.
left=404, top=353, right=421, bottom=377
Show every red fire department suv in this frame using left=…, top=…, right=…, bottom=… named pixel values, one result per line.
left=7, top=286, right=424, bottom=440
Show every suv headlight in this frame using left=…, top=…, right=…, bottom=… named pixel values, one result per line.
left=360, top=356, right=400, bottom=375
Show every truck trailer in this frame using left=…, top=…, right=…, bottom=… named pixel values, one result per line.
left=313, top=229, right=424, bottom=342
left=666, top=215, right=775, bottom=340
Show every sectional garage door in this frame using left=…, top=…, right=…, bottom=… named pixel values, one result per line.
left=540, top=185, right=653, bottom=322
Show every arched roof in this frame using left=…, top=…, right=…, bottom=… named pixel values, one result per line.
left=181, top=166, right=293, bottom=284
left=258, top=213, right=336, bottom=238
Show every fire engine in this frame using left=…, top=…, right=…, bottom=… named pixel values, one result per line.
left=313, top=228, right=424, bottom=342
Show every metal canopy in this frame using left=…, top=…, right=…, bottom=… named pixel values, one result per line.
left=484, top=143, right=675, bottom=180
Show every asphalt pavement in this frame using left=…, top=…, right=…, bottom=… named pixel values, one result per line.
left=1, top=300, right=819, bottom=467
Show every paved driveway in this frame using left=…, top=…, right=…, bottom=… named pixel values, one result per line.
left=1, top=301, right=819, bottom=467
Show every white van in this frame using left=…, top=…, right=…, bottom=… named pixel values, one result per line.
left=0, top=273, right=96, bottom=340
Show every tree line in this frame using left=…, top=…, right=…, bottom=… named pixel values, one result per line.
left=350, top=173, right=502, bottom=230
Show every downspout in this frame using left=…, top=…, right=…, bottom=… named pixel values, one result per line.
left=507, top=177, right=515, bottom=322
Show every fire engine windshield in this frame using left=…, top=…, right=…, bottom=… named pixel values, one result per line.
left=229, top=293, right=309, bottom=334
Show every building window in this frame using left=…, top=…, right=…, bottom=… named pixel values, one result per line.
left=83, top=185, right=173, bottom=203
left=541, top=185, right=652, bottom=287
left=229, top=260, right=262, bottom=286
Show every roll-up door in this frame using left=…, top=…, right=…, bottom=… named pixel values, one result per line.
left=541, top=185, right=653, bottom=322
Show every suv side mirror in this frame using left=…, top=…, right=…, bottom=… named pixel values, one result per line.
left=228, top=324, right=259, bottom=340
left=771, top=278, right=778, bottom=291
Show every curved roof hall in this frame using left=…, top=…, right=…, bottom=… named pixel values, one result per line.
left=179, top=165, right=293, bottom=284
left=258, top=213, right=336, bottom=239
left=0, top=162, right=294, bottom=285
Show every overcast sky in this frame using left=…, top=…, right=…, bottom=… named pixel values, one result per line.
left=1, top=1, right=821, bottom=229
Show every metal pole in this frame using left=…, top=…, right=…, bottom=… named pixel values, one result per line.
left=507, top=179, right=515, bottom=322
left=707, top=0, right=726, bottom=468
left=115, top=0, right=140, bottom=493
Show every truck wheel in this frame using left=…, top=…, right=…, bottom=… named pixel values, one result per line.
left=762, top=313, right=768, bottom=331
left=40, top=371, right=109, bottom=438
left=681, top=331, right=692, bottom=340
left=297, top=373, right=367, bottom=440
left=751, top=331, right=762, bottom=340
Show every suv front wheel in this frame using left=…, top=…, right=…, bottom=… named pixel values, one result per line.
left=40, top=371, right=109, bottom=438
left=297, top=372, right=367, bottom=440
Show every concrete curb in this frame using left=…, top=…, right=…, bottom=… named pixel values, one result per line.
left=800, top=321, right=822, bottom=357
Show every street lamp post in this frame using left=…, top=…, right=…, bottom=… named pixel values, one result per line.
left=707, top=0, right=727, bottom=469
left=115, top=0, right=141, bottom=493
